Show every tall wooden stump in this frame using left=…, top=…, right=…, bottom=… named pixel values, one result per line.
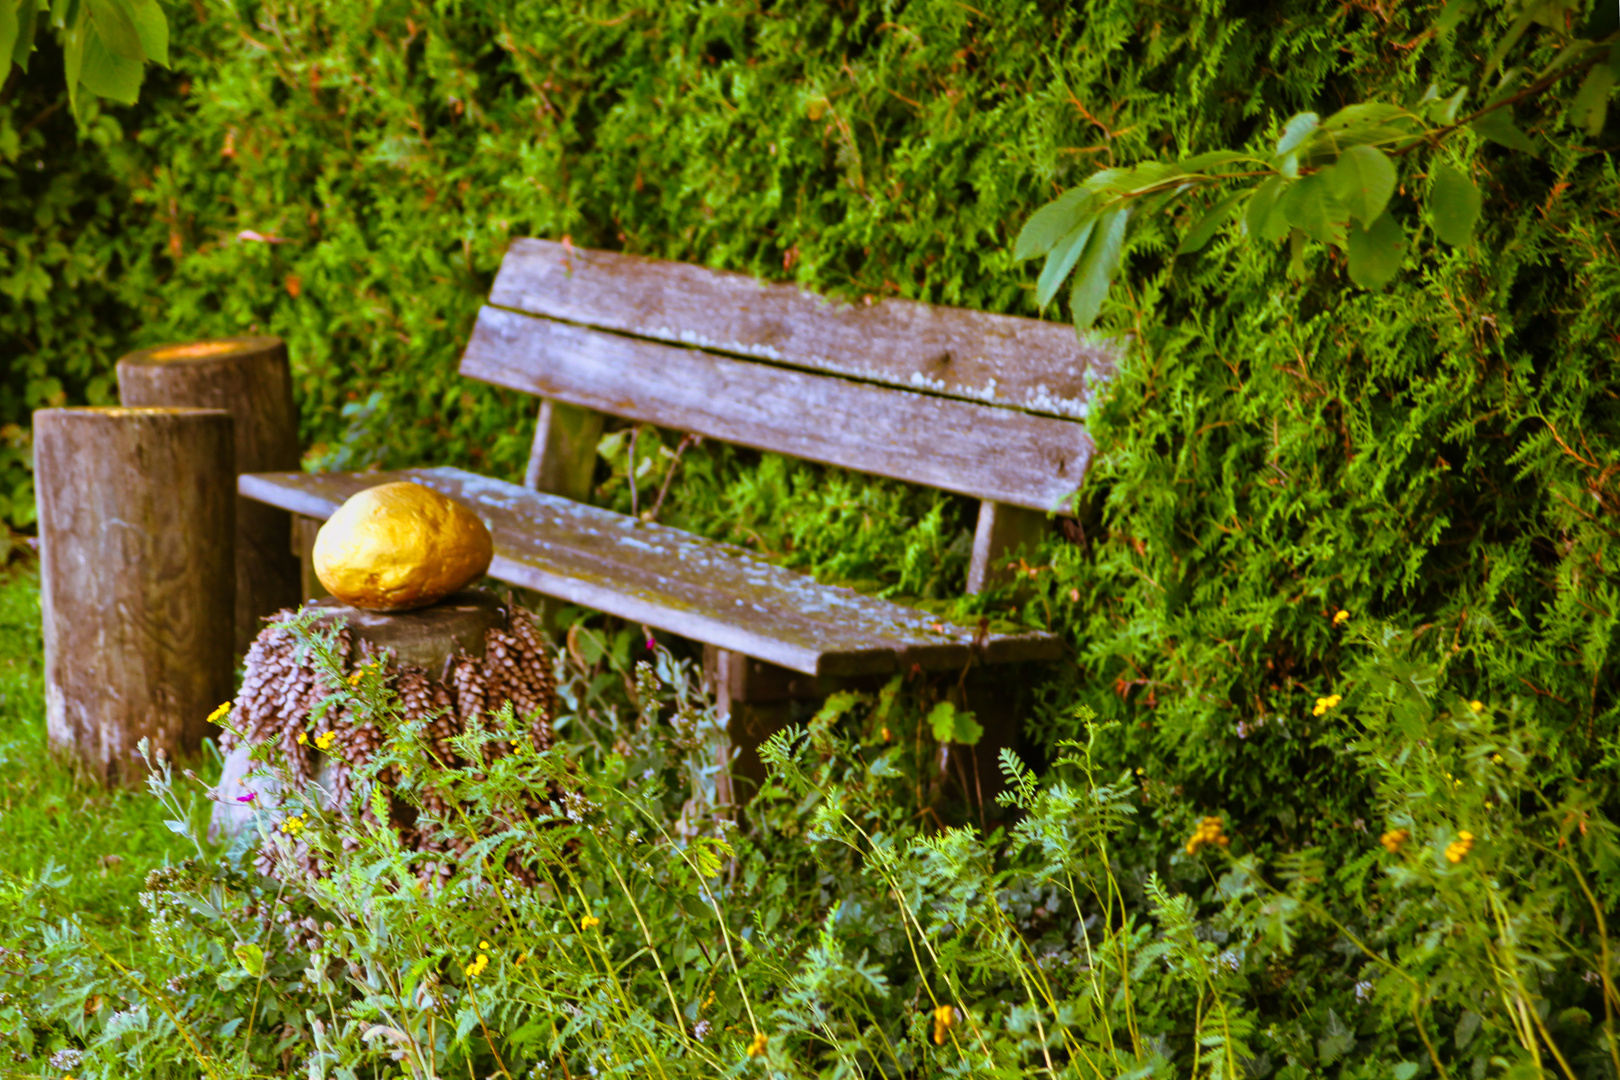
left=117, top=336, right=301, bottom=654
left=34, top=407, right=236, bottom=786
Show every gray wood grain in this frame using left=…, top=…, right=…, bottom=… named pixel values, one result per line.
left=490, top=239, right=1118, bottom=421
left=460, top=306, right=1094, bottom=512
left=240, top=467, right=1062, bottom=677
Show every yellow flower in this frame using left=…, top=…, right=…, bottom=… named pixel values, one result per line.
left=1379, top=828, right=1409, bottom=854
left=348, top=670, right=363, bottom=687
left=1333, top=609, right=1350, bottom=625
left=280, top=815, right=305, bottom=836
left=580, top=915, right=600, bottom=931
left=515, top=952, right=528, bottom=965
left=1186, top=816, right=1229, bottom=854
left=1445, top=830, right=1476, bottom=864
left=1469, top=700, right=1485, bottom=713
left=1312, top=693, right=1343, bottom=717
left=746, top=1031, right=767, bottom=1057
left=206, top=701, right=232, bottom=725
left=479, top=940, right=490, bottom=950
left=464, top=952, right=489, bottom=978
left=296, top=732, right=308, bottom=745
left=1492, top=754, right=1504, bottom=764
left=314, top=731, right=337, bottom=751
left=932, top=1004, right=956, bottom=1045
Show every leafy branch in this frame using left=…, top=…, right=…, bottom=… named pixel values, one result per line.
left=0, top=0, right=171, bottom=119
left=1017, top=1, right=1619, bottom=327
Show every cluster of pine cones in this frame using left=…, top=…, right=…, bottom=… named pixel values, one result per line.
left=224, top=602, right=563, bottom=888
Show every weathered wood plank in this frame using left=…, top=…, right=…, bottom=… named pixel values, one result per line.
left=240, top=467, right=1063, bottom=677
left=489, top=239, right=1118, bottom=421
left=460, top=307, right=1094, bottom=513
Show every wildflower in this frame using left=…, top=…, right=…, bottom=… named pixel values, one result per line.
left=1492, top=754, right=1504, bottom=764
left=1379, top=828, right=1409, bottom=854
left=314, top=731, right=336, bottom=751
left=580, top=915, right=600, bottom=931
left=932, top=1004, right=956, bottom=1045
left=348, top=670, right=363, bottom=687
left=746, top=1031, right=767, bottom=1057
left=464, top=951, right=489, bottom=978
left=235, top=791, right=257, bottom=804
left=206, top=701, right=232, bottom=725
left=515, top=952, right=528, bottom=965
left=1333, top=609, right=1350, bottom=625
left=1311, top=694, right=1342, bottom=718
left=1469, top=700, right=1485, bottom=713
left=1445, top=830, right=1475, bottom=864
left=280, top=814, right=306, bottom=836
left=479, top=940, right=490, bottom=949
left=1185, top=816, right=1230, bottom=855
left=1068, top=588, right=1080, bottom=602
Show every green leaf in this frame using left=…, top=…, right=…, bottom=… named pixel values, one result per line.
left=1014, top=188, right=1091, bottom=261
left=1280, top=171, right=1345, bottom=245
left=128, top=0, right=164, bottom=66
left=9, top=0, right=35, bottom=70
left=1346, top=211, right=1406, bottom=289
left=1428, top=87, right=1467, bottom=126
left=232, top=942, right=265, bottom=977
left=1429, top=162, right=1481, bottom=246
left=1435, top=0, right=1473, bottom=35
left=86, top=0, right=142, bottom=60
left=1068, top=207, right=1127, bottom=331
left=1035, top=214, right=1097, bottom=308
left=1570, top=63, right=1615, bottom=136
left=1485, top=7, right=1539, bottom=77
left=1391, top=1064, right=1419, bottom=1080
left=0, top=0, right=18, bottom=72
left=1471, top=108, right=1538, bottom=153
left=78, top=25, right=143, bottom=103
left=1173, top=150, right=1248, bottom=175
left=1274, top=112, right=1320, bottom=157
left=1246, top=175, right=1291, bottom=243
left=1326, top=145, right=1395, bottom=227
left=925, top=701, right=983, bottom=745
left=1176, top=189, right=1247, bottom=254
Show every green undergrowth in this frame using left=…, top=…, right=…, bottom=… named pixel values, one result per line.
left=0, top=566, right=209, bottom=932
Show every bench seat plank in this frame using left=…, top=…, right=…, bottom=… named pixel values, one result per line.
left=460, top=306, right=1094, bottom=513
left=241, top=467, right=1062, bottom=677
left=489, top=239, right=1118, bottom=421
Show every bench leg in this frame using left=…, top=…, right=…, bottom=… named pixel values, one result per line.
left=705, top=647, right=821, bottom=809
left=967, top=500, right=1048, bottom=594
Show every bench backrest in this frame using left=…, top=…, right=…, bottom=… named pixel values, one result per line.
left=459, top=240, right=1118, bottom=514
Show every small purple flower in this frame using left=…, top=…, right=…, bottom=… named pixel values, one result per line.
left=236, top=791, right=257, bottom=804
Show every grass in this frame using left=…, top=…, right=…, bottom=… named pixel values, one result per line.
left=0, top=562, right=210, bottom=941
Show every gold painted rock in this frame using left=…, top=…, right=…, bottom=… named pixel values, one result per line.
left=313, top=482, right=493, bottom=611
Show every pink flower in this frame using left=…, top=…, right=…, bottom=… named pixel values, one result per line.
left=236, top=792, right=257, bottom=803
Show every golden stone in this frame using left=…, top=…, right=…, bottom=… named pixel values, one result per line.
left=313, top=482, right=493, bottom=611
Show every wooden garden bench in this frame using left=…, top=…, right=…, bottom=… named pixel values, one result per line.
left=240, top=239, right=1117, bottom=802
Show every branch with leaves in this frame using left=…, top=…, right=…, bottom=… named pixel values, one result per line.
left=1, top=0, right=170, bottom=117
left=1016, top=1, right=1619, bottom=328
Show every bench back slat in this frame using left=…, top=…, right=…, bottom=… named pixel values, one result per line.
left=461, top=305, right=1094, bottom=512
left=488, top=239, right=1117, bottom=421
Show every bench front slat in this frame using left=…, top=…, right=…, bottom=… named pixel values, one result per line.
left=489, top=239, right=1118, bottom=422
left=460, top=306, right=1094, bottom=513
left=240, top=467, right=1063, bottom=677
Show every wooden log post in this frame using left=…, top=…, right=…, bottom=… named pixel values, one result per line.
left=35, top=407, right=235, bottom=787
left=117, top=336, right=301, bottom=654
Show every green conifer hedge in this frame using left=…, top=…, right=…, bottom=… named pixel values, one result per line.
left=1, top=0, right=1617, bottom=1069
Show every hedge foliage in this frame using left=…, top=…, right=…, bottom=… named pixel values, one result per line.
left=2, top=0, right=1618, bottom=1074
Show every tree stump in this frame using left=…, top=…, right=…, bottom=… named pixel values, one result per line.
left=117, top=336, right=301, bottom=655
left=34, top=407, right=235, bottom=787
left=211, top=590, right=547, bottom=853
